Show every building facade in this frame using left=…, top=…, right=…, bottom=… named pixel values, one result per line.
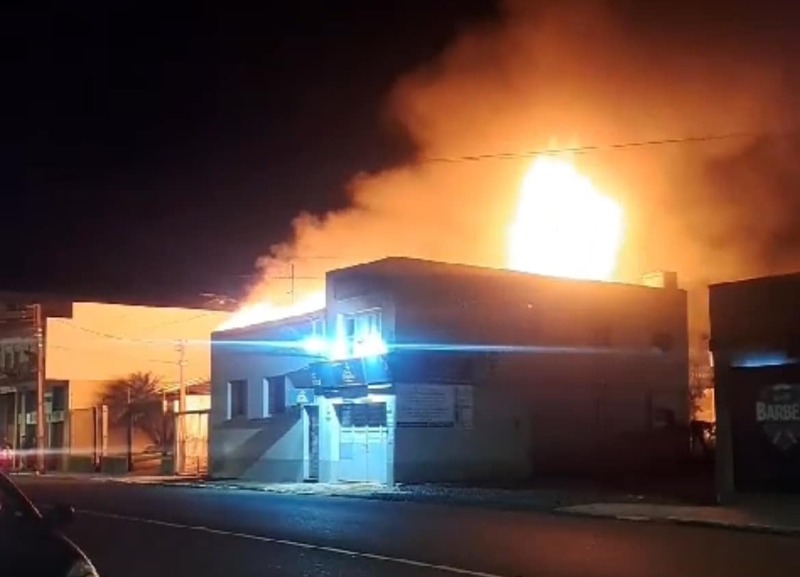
left=211, top=258, right=689, bottom=484
left=0, top=295, right=73, bottom=469
left=711, top=273, right=800, bottom=497
left=0, top=296, right=229, bottom=472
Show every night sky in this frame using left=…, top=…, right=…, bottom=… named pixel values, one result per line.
left=5, top=1, right=800, bottom=307
left=3, top=1, right=496, bottom=303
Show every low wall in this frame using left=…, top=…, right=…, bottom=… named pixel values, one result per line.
left=210, top=408, right=304, bottom=482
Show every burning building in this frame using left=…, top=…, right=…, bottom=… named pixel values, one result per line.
left=209, top=257, right=688, bottom=484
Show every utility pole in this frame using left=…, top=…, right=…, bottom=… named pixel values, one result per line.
left=33, top=303, right=45, bottom=473
left=175, top=339, right=187, bottom=474
left=126, top=386, right=133, bottom=472
left=176, top=340, right=187, bottom=414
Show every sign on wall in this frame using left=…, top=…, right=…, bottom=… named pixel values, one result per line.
left=396, top=384, right=455, bottom=427
left=286, top=383, right=315, bottom=406
left=309, top=359, right=364, bottom=390
left=756, top=383, right=800, bottom=451
left=308, top=355, right=391, bottom=393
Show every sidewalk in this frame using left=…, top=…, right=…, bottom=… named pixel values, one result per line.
left=12, top=471, right=664, bottom=509
left=88, top=476, right=695, bottom=511
left=162, top=478, right=800, bottom=536
left=559, top=497, right=800, bottom=535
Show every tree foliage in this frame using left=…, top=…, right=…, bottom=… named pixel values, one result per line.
left=100, top=371, right=173, bottom=448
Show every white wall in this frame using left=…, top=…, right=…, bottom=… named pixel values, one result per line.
left=212, top=410, right=305, bottom=482
left=210, top=315, right=322, bottom=479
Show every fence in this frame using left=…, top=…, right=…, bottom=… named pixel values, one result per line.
left=175, top=410, right=209, bottom=476
left=60, top=402, right=209, bottom=475
left=62, top=403, right=176, bottom=474
left=67, top=406, right=100, bottom=472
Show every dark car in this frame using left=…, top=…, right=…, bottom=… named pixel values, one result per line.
left=0, top=473, right=98, bottom=576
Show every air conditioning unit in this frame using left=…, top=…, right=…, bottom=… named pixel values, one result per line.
left=48, top=410, right=65, bottom=423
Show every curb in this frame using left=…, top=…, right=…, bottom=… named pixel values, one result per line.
left=10, top=472, right=205, bottom=485
left=18, top=474, right=800, bottom=537
left=156, top=481, right=800, bottom=536
left=10, top=472, right=95, bottom=480
left=557, top=508, right=800, bottom=537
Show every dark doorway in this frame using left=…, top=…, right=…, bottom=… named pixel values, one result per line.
left=306, top=405, right=319, bottom=481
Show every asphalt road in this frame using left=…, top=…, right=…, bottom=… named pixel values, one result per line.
left=13, top=476, right=800, bottom=577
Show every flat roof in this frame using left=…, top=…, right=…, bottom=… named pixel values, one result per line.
left=212, top=308, right=325, bottom=339
left=710, top=270, right=800, bottom=290
left=330, top=256, right=679, bottom=292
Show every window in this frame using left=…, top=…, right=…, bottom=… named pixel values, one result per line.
left=345, top=317, right=356, bottom=339
left=311, top=317, right=326, bottom=338
left=51, top=386, right=66, bottom=412
left=652, top=332, right=674, bottom=352
left=361, top=310, right=381, bottom=336
left=0, top=475, right=36, bottom=522
left=340, top=309, right=383, bottom=358
left=263, top=376, right=286, bottom=416
left=336, top=402, right=387, bottom=427
left=228, top=380, right=248, bottom=419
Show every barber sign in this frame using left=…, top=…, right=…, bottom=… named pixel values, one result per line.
left=756, top=384, right=800, bottom=451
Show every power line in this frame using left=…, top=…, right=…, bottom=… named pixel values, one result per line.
left=134, top=310, right=224, bottom=332
left=423, top=130, right=777, bottom=164
left=51, top=319, right=140, bottom=342
left=51, top=312, right=227, bottom=344
left=48, top=344, right=178, bottom=365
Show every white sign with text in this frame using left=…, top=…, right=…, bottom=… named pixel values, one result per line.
left=396, top=383, right=455, bottom=427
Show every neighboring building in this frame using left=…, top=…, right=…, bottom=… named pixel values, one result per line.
left=710, top=273, right=800, bottom=497
left=0, top=294, right=72, bottom=467
left=211, top=257, right=689, bottom=485
left=0, top=295, right=229, bottom=472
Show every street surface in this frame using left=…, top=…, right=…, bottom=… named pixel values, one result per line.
left=15, top=477, right=800, bottom=577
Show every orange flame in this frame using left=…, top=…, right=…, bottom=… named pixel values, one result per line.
left=508, top=156, right=624, bottom=281
left=217, top=291, right=325, bottom=331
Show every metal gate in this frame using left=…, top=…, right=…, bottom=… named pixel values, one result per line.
left=336, top=402, right=388, bottom=484
left=176, top=410, right=209, bottom=476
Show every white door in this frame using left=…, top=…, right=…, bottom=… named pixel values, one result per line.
left=337, top=402, right=388, bottom=483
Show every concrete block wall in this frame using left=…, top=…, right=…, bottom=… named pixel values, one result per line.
left=394, top=383, right=529, bottom=483
left=210, top=409, right=304, bottom=482
left=495, top=352, right=689, bottom=474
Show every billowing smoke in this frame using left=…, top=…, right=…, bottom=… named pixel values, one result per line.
left=245, top=0, right=800, bottom=330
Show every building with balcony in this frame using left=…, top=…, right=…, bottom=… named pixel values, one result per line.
left=210, top=258, right=689, bottom=485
